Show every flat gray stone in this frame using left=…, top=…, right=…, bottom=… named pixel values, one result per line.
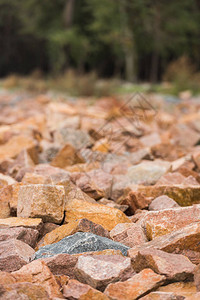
left=35, top=232, right=130, bottom=259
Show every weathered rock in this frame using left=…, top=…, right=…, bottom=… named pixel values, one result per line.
left=0, top=135, right=36, bottom=163
left=194, top=263, right=200, bottom=291
left=42, top=253, right=78, bottom=277
left=127, top=160, right=171, bottom=185
left=71, top=169, right=113, bottom=199
left=0, top=282, right=49, bottom=300
left=75, top=255, right=134, bottom=291
left=35, top=232, right=130, bottom=259
left=132, top=248, right=195, bottom=281
left=140, top=133, right=161, bottom=147
left=148, top=195, right=180, bottom=211
left=0, top=185, right=12, bottom=218
left=138, top=205, right=200, bottom=240
left=38, top=218, right=110, bottom=248
left=140, top=292, right=185, bottom=299
left=128, top=222, right=200, bottom=264
left=98, top=198, right=128, bottom=212
left=40, top=223, right=59, bottom=238
left=64, top=180, right=96, bottom=204
left=156, top=172, right=199, bottom=186
left=64, top=199, right=131, bottom=231
left=0, top=227, right=39, bottom=248
left=158, top=282, right=198, bottom=299
left=12, top=260, right=62, bottom=298
left=110, top=223, right=147, bottom=247
left=118, top=189, right=153, bottom=214
left=170, top=124, right=200, bottom=147
left=0, top=239, right=35, bottom=272
left=135, top=184, right=200, bottom=206
left=0, top=173, right=16, bottom=185
left=54, top=128, right=92, bottom=150
left=104, top=268, right=165, bottom=300
left=63, top=279, right=109, bottom=299
left=0, top=217, right=43, bottom=231
left=50, top=143, right=84, bottom=168
left=17, top=184, right=65, bottom=224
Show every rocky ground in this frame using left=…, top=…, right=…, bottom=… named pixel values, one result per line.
left=0, top=90, right=200, bottom=299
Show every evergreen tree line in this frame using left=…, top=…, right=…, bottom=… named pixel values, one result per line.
left=0, top=0, right=200, bottom=82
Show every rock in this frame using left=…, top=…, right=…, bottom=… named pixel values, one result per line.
left=98, top=198, right=128, bottom=212
left=0, top=227, right=39, bottom=248
left=40, top=223, right=59, bottom=238
left=194, top=263, right=200, bottom=291
left=41, top=250, right=123, bottom=277
left=0, top=135, right=36, bottom=163
left=54, top=128, right=92, bottom=150
left=0, top=173, right=16, bottom=185
left=110, top=223, right=147, bottom=247
left=17, top=184, right=65, bottom=224
left=75, top=255, right=134, bottom=291
left=38, top=218, right=110, bottom=248
left=71, top=169, right=113, bottom=199
left=140, top=292, right=185, bottom=299
left=156, top=172, right=199, bottom=186
left=64, top=199, right=131, bottom=231
left=0, top=217, right=43, bottom=231
left=104, top=268, right=165, bottom=300
left=135, top=184, right=200, bottom=206
left=50, top=143, right=84, bottom=168
left=63, top=279, right=109, bottom=299
left=148, top=195, right=180, bottom=211
left=64, top=180, right=96, bottom=204
left=119, top=189, right=153, bottom=214
left=42, top=253, right=78, bottom=277
left=127, top=160, right=171, bottom=185
left=12, top=260, right=62, bottom=298
left=170, top=124, right=200, bottom=147
left=132, top=248, right=195, bottom=281
left=0, top=283, right=49, bottom=300
left=35, top=232, right=130, bottom=259
left=158, top=282, right=198, bottom=299
left=128, top=222, right=200, bottom=264
left=0, top=239, right=35, bottom=272
left=0, top=185, right=12, bottom=218
left=138, top=205, right=200, bottom=240
left=140, top=133, right=161, bottom=147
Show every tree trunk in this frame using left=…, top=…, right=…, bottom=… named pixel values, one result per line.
left=63, top=0, right=76, bottom=28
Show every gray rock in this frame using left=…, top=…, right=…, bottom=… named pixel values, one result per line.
left=35, top=232, right=130, bottom=259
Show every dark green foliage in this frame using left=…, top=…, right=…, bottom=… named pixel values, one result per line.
left=0, top=0, right=199, bottom=82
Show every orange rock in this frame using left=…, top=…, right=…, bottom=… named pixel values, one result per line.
left=0, top=217, right=43, bottom=231
left=104, top=269, right=165, bottom=300
left=51, top=143, right=84, bottom=168
left=0, top=135, right=36, bottom=163
left=13, top=260, right=62, bottom=298
left=64, top=199, right=131, bottom=231
left=63, top=279, right=108, bottom=299
left=17, top=184, right=65, bottom=224
left=158, top=282, right=198, bottom=299
left=139, top=205, right=200, bottom=240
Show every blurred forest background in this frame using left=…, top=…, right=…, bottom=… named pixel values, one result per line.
left=0, top=0, right=200, bottom=95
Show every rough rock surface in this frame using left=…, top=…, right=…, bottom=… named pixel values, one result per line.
left=35, top=232, right=130, bottom=259
left=17, top=184, right=65, bottom=224
left=0, top=239, right=35, bottom=272
left=104, top=268, right=165, bottom=300
left=75, top=254, right=134, bottom=290
left=64, top=199, right=131, bottom=230
left=132, top=248, right=195, bottom=281
left=0, top=227, right=39, bottom=248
